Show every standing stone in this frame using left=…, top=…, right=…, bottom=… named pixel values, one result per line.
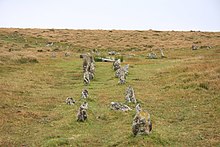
left=123, top=64, right=129, bottom=76
left=65, top=97, right=75, bottom=105
left=132, top=104, right=152, bottom=136
left=159, top=48, right=166, bottom=58
left=77, top=102, right=88, bottom=122
left=83, top=71, right=90, bottom=85
left=115, top=68, right=121, bottom=78
left=148, top=52, right=157, bottom=59
left=118, top=70, right=126, bottom=84
left=82, top=53, right=95, bottom=83
left=113, top=59, right=121, bottom=71
left=125, top=86, right=137, bottom=103
left=81, top=89, right=89, bottom=99
left=192, top=44, right=199, bottom=50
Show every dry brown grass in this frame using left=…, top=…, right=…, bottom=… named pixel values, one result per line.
left=1, top=28, right=219, bottom=53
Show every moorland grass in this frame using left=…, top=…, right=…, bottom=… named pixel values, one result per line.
left=0, top=28, right=219, bottom=146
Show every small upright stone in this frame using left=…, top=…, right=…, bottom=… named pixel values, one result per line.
left=123, top=64, right=129, bottom=75
left=81, top=89, right=89, bottom=99
left=83, top=71, right=90, bottom=85
left=192, top=44, right=199, bottom=50
left=77, top=102, right=88, bottom=122
left=118, top=71, right=126, bottom=84
left=159, top=48, right=166, bottom=58
left=65, top=97, right=75, bottom=105
left=148, top=52, right=157, bottom=59
left=113, top=59, right=121, bottom=71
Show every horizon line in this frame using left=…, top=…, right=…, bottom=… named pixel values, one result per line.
left=0, top=27, right=220, bottom=33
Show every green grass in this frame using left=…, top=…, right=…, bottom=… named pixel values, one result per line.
left=0, top=29, right=220, bottom=146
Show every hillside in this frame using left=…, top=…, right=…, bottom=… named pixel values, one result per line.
left=0, top=28, right=220, bottom=146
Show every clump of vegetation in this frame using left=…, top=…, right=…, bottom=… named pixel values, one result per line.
left=17, top=56, right=39, bottom=64
left=199, top=82, right=209, bottom=90
left=23, top=43, right=32, bottom=48
left=94, top=55, right=104, bottom=62
left=44, top=137, right=69, bottom=147
left=115, top=55, right=124, bottom=62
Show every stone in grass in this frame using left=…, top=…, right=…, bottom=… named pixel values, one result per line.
left=118, top=71, right=126, bottom=84
left=81, top=89, right=89, bottom=99
left=125, top=86, right=137, bottom=104
left=132, top=104, right=152, bottom=136
left=83, top=71, right=90, bottom=85
left=65, top=97, right=75, bottom=105
left=77, top=102, right=88, bottom=122
left=113, top=59, right=121, bottom=71
left=148, top=52, right=157, bottom=59
left=110, top=102, right=132, bottom=112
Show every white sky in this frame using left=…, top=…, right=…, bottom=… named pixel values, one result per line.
left=0, top=0, right=219, bottom=31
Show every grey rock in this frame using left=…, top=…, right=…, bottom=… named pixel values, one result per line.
left=77, top=102, right=88, bottom=122
left=113, top=59, right=121, bottom=71
left=81, top=89, right=89, bottom=99
left=110, top=102, right=132, bottom=112
left=132, top=104, right=152, bottom=136
left=148, top=52, right=157, bottom=59
left=125, top=86, right=137, bottom=103
left=65, top=97, right=75, bottom=105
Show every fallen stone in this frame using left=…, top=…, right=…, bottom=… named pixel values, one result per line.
left=110, top=102, right=132, bottom=112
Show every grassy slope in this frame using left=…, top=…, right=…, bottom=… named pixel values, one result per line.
left=0, top=28, right=220, bottom=146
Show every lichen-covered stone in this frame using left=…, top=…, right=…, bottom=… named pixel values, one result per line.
left=132, top=104, right=152, bottom=136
